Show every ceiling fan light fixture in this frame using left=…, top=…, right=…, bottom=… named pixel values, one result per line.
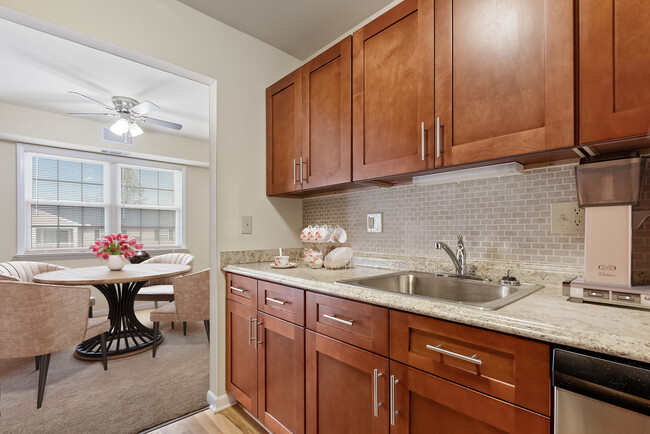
left=109, top=117, right=129, bottom=135
left=129, top=122, right=144, bottom=137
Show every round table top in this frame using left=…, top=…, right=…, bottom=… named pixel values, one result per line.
left=33, top=263, right=191, bottom=285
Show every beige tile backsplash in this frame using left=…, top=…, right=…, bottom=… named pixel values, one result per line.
left=303, top=161, right=650, bottom=277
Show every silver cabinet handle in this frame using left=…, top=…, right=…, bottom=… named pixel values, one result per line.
left=293, top=158, right=297, bottom=185
left=266, top=296, right=286, bottom=305
left=421, top=122, right=427, bottom=161
left=373, top=369, right=383, bottom=417
left=426, top=344, right=482, bottom=365
left=248, top=316, right=253, bottom=346
left=436, top=117, right=442, bottom=158
left=253, top=319, right=263, bottom=349
left=323, top=313, right=353, bottom=326
left=299, top=156, right=305, bottom=183
left=390, top=375, right=399, bottom=426
left=230, top=286, right=245, bottom=293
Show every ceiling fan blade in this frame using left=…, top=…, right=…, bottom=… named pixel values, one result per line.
left=130, top=101, right=159, bottom=115
left=141, top=116, right=183, bottom=130
left=68, top=91, right=115, bottom=111
left=68, top=112, right=117, bottom=118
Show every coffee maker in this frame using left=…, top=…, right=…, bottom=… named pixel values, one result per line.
left=568, top=153, right=650, bottom=309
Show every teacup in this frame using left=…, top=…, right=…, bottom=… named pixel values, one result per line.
left=274, top=256, right=290, bottom=267
left=300, top=226, right=313, bottom=241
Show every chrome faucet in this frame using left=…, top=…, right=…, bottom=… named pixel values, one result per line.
left=434, top=234, right=467, bottom=275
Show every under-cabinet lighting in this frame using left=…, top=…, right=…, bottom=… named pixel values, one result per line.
left=412, top=162, right=524, bottom=186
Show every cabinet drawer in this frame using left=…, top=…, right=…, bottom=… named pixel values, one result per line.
left=226, top=273, right=257, bottom=308
left=257, top=280, right=305, bottom=326
left=390, top=310, right=550, bottom=416
left=306, top=292, right=389, bottom=356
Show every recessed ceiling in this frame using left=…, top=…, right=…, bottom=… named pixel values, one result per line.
left=0, top=19, right=209, bottom=141
left=177, top=0, right=396, bottom=60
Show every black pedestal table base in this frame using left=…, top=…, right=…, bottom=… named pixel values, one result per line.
left=75, top=281, right=162, bottom=360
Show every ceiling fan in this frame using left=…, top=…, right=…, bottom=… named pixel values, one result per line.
left=67, top=91, right=183, bottom=140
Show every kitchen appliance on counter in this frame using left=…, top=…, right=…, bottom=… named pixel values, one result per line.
left=553, top=348, right=650, bottom=433
left=568, top=153, right=650, bottom=309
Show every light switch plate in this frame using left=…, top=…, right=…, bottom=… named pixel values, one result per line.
left=367, top=213, right=383, bottom=233
left=241, top=216, right=252, bottom=234
left=551, top=202, right=584, bottom=234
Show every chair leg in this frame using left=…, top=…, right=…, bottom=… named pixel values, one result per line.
left=152, top=322, right=159, bottom=357
left=204, top=320, right=210, bottom=342
left=154, top=301, right=158, bottom=309
left=88, top=306, right=93, bottom=318
left=37, top=353, right=51, bottom=409
left=99, top=332, right=108, bottom=371
left=171, top=322, right=174, bottom=329
left=35, top=355, right=41, bottom=371
left=183, top=322, right=187, bottom=336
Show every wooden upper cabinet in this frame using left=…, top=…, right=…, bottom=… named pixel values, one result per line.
left=266, top=70, right=302, bottom=196
left=579, top=0, right=650, bottom=144
left=301, top=37, right=352, bottom=190
left=352, top=0, right=435, bottom=181
left=436, top=0, right=574, bottom=167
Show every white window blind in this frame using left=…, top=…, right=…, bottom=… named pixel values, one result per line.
left=18, top=145, right=186, bottom=254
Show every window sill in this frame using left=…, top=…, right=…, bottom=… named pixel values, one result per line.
left=14, top=247, right=189, bottom=261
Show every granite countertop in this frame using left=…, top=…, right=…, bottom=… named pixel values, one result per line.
left=223, top=262, right=650, bottom=363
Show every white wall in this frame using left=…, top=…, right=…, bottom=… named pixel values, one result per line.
left=0, top=0, right=302, bottom=404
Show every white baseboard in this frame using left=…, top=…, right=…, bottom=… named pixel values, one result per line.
left=206, top=390, right=236, bottom=413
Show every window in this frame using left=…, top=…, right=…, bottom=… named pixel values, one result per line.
left=18, top=145, right=185, bottom=254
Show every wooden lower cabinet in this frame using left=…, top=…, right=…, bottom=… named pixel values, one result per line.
left=306, top=330, right=389, bottom=434
left=258, top=313, right=305, bottom=433
left=390, top=361, right=549, bottom=434
left=226, top=299, right=258, bottom=415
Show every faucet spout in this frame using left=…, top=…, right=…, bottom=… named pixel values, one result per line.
left=434, top=241, right=463, bottom=275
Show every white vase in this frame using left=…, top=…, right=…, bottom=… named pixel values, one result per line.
left=106, top=255, right=127, bottom=271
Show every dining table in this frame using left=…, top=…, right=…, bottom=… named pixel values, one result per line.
left=33, top=263, right=191, bottom=360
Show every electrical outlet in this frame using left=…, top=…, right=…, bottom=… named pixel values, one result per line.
left=367, top=213, right=383, bottom=233
left=551, top=202, right=584, bottom=234
left=241, top=216, right=252, bottom=234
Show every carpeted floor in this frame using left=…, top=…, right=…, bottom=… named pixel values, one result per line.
left=0, top=312, right=209, bottom=434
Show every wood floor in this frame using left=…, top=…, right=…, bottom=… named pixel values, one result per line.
left=147, top=405, right=266, bottom=434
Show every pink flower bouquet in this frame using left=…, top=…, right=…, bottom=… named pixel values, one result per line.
left=90, top=234, right=143, bottom=260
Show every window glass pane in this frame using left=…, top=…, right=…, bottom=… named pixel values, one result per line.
left=159, top=190, right=174, bottom=206
left=31, top=204, right=104, bottom=249
left=59, top=160, right=82, bottom=182
left=59, top=182, right=82, bottom=202
left=142, top=189, right=158, bottom=205
left=159, top=171, right=174, bottom=190
left=33, top=180, right=58, bottom=201
left=33, top=157, right=58, bottom=180
left=121, top=209, right=177, bottom=246
left=82, top=163, right=103, bottom=184
left=160, top=210, right=175, bottom=227
left=140, top=169, right=158, bottom=188
left=82, top=184, right=103, bottom=203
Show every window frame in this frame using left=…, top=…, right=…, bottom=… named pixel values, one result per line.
left=16, top=144, right=187, bottom=257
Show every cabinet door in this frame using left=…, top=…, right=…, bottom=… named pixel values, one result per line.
left=579, top=0, right=650, bottom=144
left=301, top=36, right=352, bottom=190
left=257, top=313, right=305, bottom=434
left=390, top=361, right=549, bottom=434
left=436, top=0, right=574, bottom=166
left=352, top=0, right=435, bottom=181
left=226, top=300, right=258, bottom=416
left=306, top=330, right=389, bottom=434
left=267, top=70, right=302, bottom=195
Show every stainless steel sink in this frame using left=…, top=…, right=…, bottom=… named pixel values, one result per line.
left=337, top=271, right=543, bottom=310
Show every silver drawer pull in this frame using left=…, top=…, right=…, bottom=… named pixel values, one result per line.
left=266, top=296, right=286, bottom=305
left=230, top=286, right=246, bottom=293
left=426, top=344, right=482, bottom=365
left=390, top=375, right=399, bottom=426
left=373, top=369, right=383, bottom=417
left=323, top=313, right=354, bottom=326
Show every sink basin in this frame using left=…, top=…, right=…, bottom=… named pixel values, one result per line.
left=337, top=271, right=543, bottom=310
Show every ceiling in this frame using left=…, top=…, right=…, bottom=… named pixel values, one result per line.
left=0, top=19, right=209, bottom=141
left=178, top=0, right=396, bottom=59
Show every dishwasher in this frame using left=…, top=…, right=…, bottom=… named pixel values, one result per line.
left=553, top=348, right=650, bottom=433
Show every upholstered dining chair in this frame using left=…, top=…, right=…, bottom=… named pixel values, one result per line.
left=150, top=269, right=209, bottom=357
left=0, top=261, right=97, bottom=318
left=0, top=281, right=109, bottom=408
left=134, top=253, right=194, bottom=310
